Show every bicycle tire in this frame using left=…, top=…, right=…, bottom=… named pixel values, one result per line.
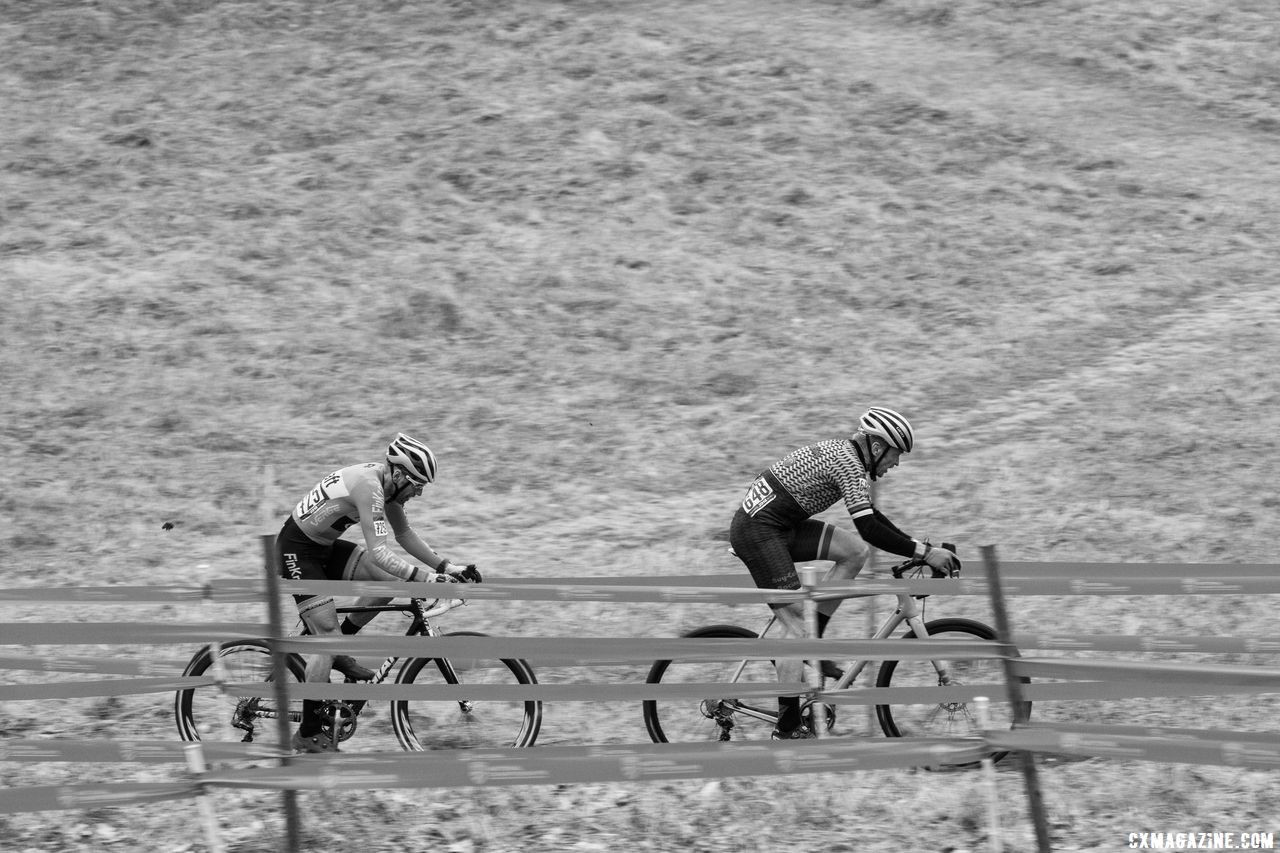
left=174, top=639, right=306, bottom=743
left=389, top=631, right=542, bottom=749
left=643, top=624, right=788, bottom=744
left=874, top=617, right=1030, bottom=765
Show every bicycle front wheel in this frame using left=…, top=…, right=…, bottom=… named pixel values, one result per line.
left=390, top=631, right=542, bottom=749
left=874, top=617, right=1030, bottom=764
left=174, top=639, right=306, bottom=743
left=643, top=625, right=783, bottom=744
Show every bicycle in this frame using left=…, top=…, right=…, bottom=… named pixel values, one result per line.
left=174, top=596, right=542, bottom=750
left=642, top=554, right=1030, bottom=764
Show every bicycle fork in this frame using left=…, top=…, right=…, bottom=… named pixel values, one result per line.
left=896, top=594, right=954, bottom=686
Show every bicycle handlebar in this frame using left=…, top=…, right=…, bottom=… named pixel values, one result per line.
left=889, top=542, right=962, bottom=580
left=409, top=596, right=468, bottom=619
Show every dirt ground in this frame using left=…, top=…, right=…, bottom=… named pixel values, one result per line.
left=2, top=1, right=1278, bottom=850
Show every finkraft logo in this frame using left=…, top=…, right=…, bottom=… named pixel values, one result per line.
left=283, top=553, right=301, bottom=580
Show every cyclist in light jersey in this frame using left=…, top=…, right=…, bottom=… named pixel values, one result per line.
left=276, top=432, right=480, bottom=752
left=729, top=407, right=960, bottom=739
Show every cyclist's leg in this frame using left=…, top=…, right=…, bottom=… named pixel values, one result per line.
left=277, top=524, right=340, bottom=681
left=296, top=595, right=340, bottom=682
left=337, top=544, right=395, bottom=633
left=729, top=509, right=810, bottom=733
left=786, top=521, right=867, bottom=680
left=278, top=524, right=347, bottom=743
left=789, top=521, right=869, bottom=623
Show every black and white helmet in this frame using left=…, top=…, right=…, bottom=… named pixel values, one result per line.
left=858, top=407, right=914, bottom=453
left=386, top=432, right=437, bottom=483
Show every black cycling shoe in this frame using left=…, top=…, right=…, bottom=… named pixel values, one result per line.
left=332, top=655, right=375, bottom=681
left=291, top=730, right=341, bottom=754
left=771, top=723, right=816, bottom=740
left=819, top=660, right=845, bottom=680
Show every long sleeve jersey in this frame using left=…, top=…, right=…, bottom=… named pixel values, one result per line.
left=290, top=462, right=429, bottom=581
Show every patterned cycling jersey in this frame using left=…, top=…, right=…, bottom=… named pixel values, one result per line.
left=289, top=462, right=421, bottom=581
left=740, top=439, right=873, bottom=527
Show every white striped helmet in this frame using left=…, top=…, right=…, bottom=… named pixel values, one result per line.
left=386, top=433, right=437, bottom=483
left=858, top=407, right=914, bottom=453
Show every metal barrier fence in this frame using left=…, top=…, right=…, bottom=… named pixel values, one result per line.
left=3, top=545, right=1279, bottom=853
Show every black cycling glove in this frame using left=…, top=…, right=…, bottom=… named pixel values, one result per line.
left=447, top=564, right=482, bottom=584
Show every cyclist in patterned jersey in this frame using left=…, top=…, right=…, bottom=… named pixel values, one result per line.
left=729, top=407, right=961, bottom=739
left=276, top=432, right=481, bottom=753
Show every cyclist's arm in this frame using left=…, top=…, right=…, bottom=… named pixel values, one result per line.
left=385, top=501, right=450, bottom=571
left=871, top=507, right=910, bottom=540
left=350, top=478, right=431, bottom=582
left=834, top=444, right=926, bottom=560
left=851, top=509, right=920, bottom=559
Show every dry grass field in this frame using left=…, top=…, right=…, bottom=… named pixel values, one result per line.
left=2, top=0, right=1278, bottom=850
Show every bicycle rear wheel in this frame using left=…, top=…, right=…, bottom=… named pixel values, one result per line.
left=874, top=617, right=1030, bottom=765
left=390, top=631, right=541, bottom=749
left=643, top=625, right=786, bottom=744
left=174, top=639, right=306, bottom=743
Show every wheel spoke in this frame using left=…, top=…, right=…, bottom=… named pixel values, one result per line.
left=643, top=628, right=779, bottom=743
left=874, top=619, right=1030, bottom=766
left=391, top=633, right=540, bottom=749
left=175, top=641, right=304, bottom=743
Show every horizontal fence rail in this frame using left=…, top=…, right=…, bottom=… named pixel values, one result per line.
left=1, top=622, right=271, bottom=644
left=985, top=724, right=1280, bottom=769
left=197, top=737, right=992, bottom=791
left=6, top=565, right=1280, bottom=608
left=1, top=739, right=280, bottom=764
left=3, top=552, right=1279, bottom=843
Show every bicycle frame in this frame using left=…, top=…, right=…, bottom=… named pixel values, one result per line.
left=179, top=592, right=543, bottom=750
left=827, top=591, right=947, bottom=690
left=307, top=597, right=467, bottom=687
left=717, top=591, right=944, bottom=726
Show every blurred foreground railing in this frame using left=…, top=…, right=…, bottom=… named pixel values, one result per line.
left=3, top=548, right=1279, bottom=853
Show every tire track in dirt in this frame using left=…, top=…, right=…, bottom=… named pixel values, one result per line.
left=668, top=0, right=1280, bottom=210
left=661, top=1, right=1279, bottom=454
left=928, top=283, right=1279, bottom=455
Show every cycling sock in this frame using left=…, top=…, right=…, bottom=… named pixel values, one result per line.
left=816, top=611, right=831, bottom=638
left=299, top=699, right=324, bottom=737
left=777, top=696, right=802, bottom=731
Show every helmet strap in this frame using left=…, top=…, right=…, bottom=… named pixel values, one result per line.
left=386, top=465, right=409, bottom=501
left=855, top=435, right=885, bottom=481
left=852, top=434, right=882, bottom=482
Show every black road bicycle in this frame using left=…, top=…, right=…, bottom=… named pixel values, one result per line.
left=174, top=596, right=542, bottom=750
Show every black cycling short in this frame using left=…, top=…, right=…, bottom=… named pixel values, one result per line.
left=729, top=507, right=835, bottom=592
left=275, top=516, right=361, bottom=604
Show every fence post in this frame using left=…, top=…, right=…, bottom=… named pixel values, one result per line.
left=981, top=544, right=1051, bottom=853
left=866, top=481, right=879, bottom=735
left=974, top=696, right=1002, bottom=853
left=863, top=548, right=879, bottom=735
left=261, top=533, right=302, bottom=853
left=183, top=742, right=227, bottom=853
left=799, top=566, right=825, bottom=738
